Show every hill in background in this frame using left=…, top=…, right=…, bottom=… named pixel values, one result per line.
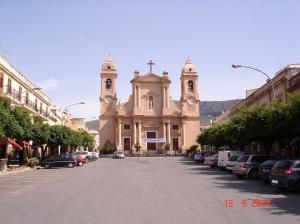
left=85, top=99, right=242, bottom=129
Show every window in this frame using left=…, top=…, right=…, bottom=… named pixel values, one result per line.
left=18, top=86, right=22, bottom=101
left=188, top=80, right=193, bottom=92
left=149, top=96, right=154, bottom=109
left=124, top=124, right=130, bottom=129
left=0, top=73, right=3, bottom=89
left=189, top=68, right=192, bottom=71
left=172, top=125, right=179, bottom=130
left=8, top=78, right=12, bottom=94
left=107, top=66, right=111, bottom=69
left=105, top=78, right=112, bottom=90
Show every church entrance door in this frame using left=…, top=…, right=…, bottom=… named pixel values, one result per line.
left=173, top=138, right=179, bottom=151
left=124, top=138, right=131, bottom=151
left=147, top=132, right=156, bottom=151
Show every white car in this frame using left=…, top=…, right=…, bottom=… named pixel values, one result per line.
left=226, top=155, right=241, bottom=172
left=112, top=151, right=125, bottom=159
left=218, top=150, right=244, bottom=169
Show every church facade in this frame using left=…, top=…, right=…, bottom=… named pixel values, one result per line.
left=99, top=57, right=200, bottom=155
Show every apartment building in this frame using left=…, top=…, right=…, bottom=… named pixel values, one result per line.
left=0, top=56, right=51, bottom=121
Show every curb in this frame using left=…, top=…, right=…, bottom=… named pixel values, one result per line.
left=0, top=167, right=33, bottom=177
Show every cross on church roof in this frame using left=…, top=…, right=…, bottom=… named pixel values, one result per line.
left=147, top=60, right=155, bottom=72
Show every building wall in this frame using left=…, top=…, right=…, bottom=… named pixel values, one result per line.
left=0, top=56, right=51, bottom=121
left=99, top=57, right=201, bottom=154
left=217, top=65, right=300, bottom=122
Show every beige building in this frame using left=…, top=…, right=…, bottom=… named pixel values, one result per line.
left=0, top=56, right=51, bottom=122
left=99, top=57, right=200, bottom=155
left=216, top=64, right=300, bottom=123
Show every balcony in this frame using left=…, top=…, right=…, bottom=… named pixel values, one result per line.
left=0, top=89, right=49, bottom=121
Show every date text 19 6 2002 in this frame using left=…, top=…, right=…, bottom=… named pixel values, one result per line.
left=225, top=199, right=272, bottom=208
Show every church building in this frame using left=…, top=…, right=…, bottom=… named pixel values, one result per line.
left=99, top=57, right=200, bottom=155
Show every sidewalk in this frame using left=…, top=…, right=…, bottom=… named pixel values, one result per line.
left=0, top=166, right=33, bottom=176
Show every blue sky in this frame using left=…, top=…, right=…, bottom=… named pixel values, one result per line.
left=1, top=0, right=300, bottom=118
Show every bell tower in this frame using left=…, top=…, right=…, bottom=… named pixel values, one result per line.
left=99, top=56, right=117, bottom=149
left=180, top=58, right=200, bottom=116
left=100, top=56, right=118, bottom=114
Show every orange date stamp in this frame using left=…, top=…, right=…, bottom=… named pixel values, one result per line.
left=225, top=199, right=272, bottom=208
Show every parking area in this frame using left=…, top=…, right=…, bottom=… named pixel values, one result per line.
left=0, top=157, right=299, bottom=224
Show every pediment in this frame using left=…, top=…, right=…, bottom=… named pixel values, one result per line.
left=135, top=73, right=162, bottom=82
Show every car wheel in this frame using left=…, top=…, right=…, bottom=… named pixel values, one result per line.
left=44, top=163, right=51, bottom=169
left=68, top=163, right=74, bottom=168
left=236, top=174, right=244, bottom=179
left=296, top=181, right=300, bottom=193
left=78, top=161, right=83, bottom=167
left=249, top=170, right=258, bottom=179
left=277, top=186, right=286, bottom=191
left=263, top=179, right=270, bottom=185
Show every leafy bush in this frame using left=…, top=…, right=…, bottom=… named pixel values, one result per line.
left=164, top=142, right=170, bottom=151
left=27, top=157, right=39, bottom=167
left=101, top=140, right=115, bottom=154
left=134, top=143, right=141, bottom=153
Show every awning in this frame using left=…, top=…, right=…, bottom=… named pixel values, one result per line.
left=7, top=138, right=22, bottom=150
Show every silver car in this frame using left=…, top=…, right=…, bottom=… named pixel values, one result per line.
left=112, top=151, right=125, bottom=159
left=226, top=155, right=241, bottom=172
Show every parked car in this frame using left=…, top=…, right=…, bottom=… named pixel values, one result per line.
left=194, top=152, right=203, bottom=162
left=41, top=154, right=77, bottom=169
left=269, top=160, right=300, bottom=192
left=218, top=150, right=244, bottom=169
left=72, top=153, right=86, bottom=166
left=73, top=151, right=92, bottom=162
left=233, top=155, right=270, bottom=179
left=226, top=155, right=241, bottom=172
left=258, top=159, right=280, bottom=184
left=91, top=152, right=99, bottom=160
left=113, top=151, right=125, bottom=159
left=204, top=154, right=218, bottom=168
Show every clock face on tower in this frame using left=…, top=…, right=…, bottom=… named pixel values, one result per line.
left=104, top=96, right=112, bottom=104
left=187, top=97, right=194, bottom=105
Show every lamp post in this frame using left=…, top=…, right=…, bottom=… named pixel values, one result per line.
left=63, top=102, right=85, bottom=114
left=231, top=64, right=276, bottom=101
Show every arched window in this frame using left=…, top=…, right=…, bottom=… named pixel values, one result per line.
left=105, top=78, right=112, bottom=90
left=188, top=80, right=194, bottom=92
left=149, top=96, right=154, bottom=109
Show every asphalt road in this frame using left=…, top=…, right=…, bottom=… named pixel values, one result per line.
left=0, top=157, right=299, bottom=224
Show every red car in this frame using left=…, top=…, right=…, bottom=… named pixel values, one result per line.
left=72, top=153, right=87, bottom=166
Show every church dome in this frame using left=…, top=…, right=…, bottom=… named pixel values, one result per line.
left=101, top=56, right=116, bottom=71
left=182, top=58, right=197, bottom=73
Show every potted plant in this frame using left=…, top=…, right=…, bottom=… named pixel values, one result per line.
left=164, top=142, right=170, bottom=156
left=134, top=143, right=141, bottom=155
left=27, top=157, right=39, bottom=168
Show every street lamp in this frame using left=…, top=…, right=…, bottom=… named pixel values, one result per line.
left=63, top=102, right=85, bottom=113
left=231, top=64, right=275, bottom=101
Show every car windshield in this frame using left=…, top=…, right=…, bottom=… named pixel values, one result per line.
left=261, top=160, right=277, bottom=166
left=229, top=156, right=239, bottom=161
left=273, top=160, right=293, bottom=169
left=237, top=155, right=249, bottom=162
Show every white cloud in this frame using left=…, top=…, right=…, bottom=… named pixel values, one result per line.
left=38, top=78, right=70, bottom=91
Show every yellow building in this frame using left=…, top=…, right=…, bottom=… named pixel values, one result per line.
left=99, top=57, right=200, bottom=155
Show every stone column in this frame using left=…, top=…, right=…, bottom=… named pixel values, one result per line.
left=117, top=119, right=122, bottom=150
left=133, top=121, right=136, bottom=147
left=163, top=86, right=166, bottom=108
left=167, top=122, right=171, bottom=144
left=166, top=86, right=169, bottom=108
left=137, top=86, right=140, bottom=108
left=181, top=121, right=186, bottom=147
left=138, top=121, right=142, bottom=145
left=162, top=122, right=166, bottom=141
left=133, top=85, right=136, bottom=107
